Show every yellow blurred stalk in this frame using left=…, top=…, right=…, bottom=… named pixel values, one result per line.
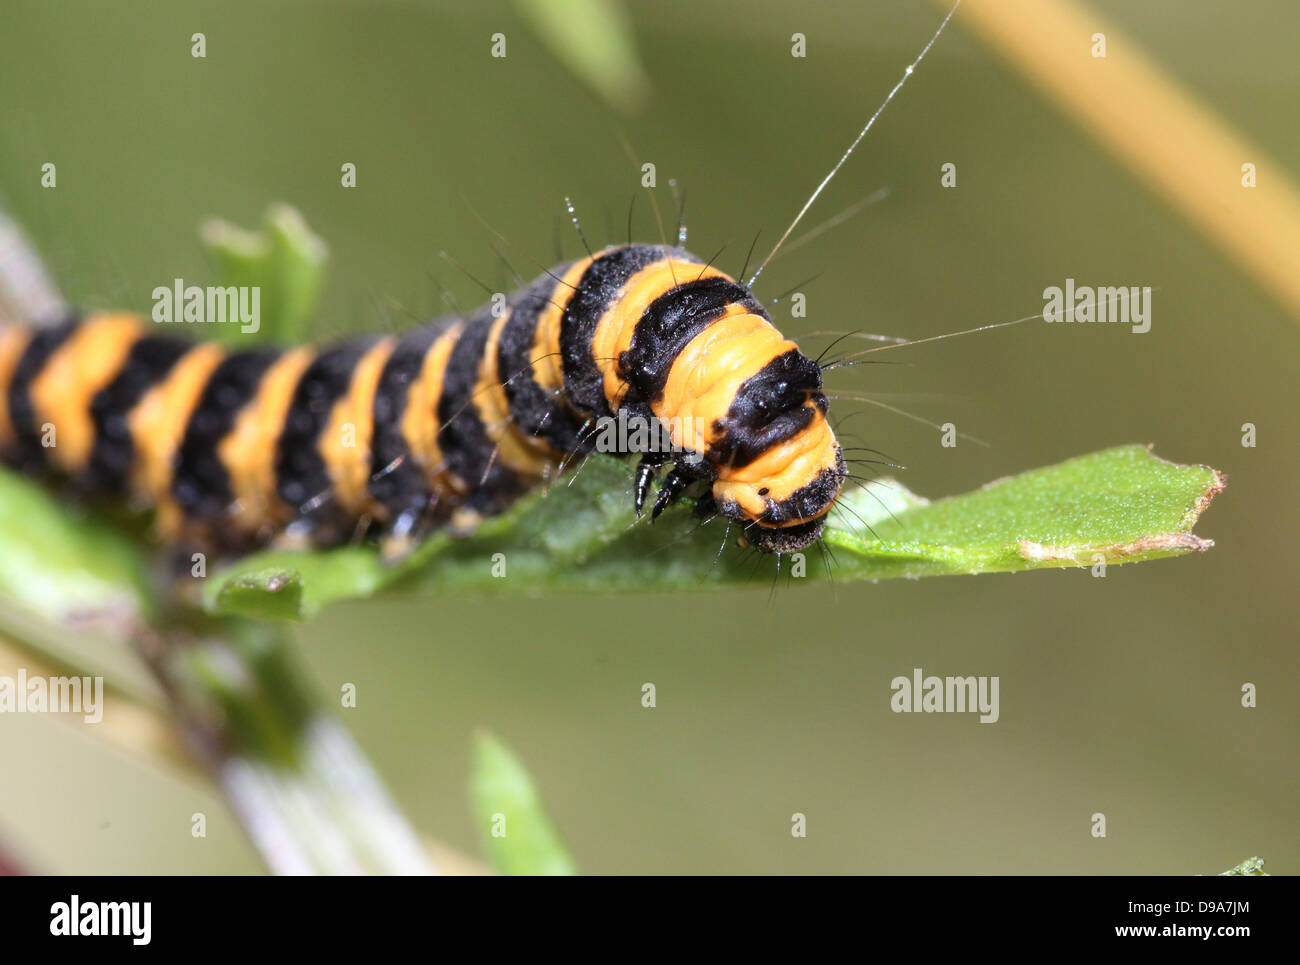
left=952, top=0, right=1300, bottom=322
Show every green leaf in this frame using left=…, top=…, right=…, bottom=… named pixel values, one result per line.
left=199, top=203, right=327, bottom=345
left=0, top=468, right=153, bottom=629
left=204, top=444, right=1225, bottom=621
left=513, top=0, right=651, bottom=114
left=209, top=567, right=307, bottom=624
left=469, top=731, right=577, bottom=876
left=823, top=443, right=1226, bottom=578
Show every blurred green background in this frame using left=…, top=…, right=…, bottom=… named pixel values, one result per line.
left=1, top=0, right=1296, bottom=874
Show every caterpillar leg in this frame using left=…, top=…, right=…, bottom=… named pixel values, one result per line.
left=378, top=504, right=432, bottom=565
left=272, top=518, right=320, bottom=552
left=693, top=491, right=718, bottom=520
left=650, top=467, right=691, bottom=521
left=632, top=454, right=669, bottom=517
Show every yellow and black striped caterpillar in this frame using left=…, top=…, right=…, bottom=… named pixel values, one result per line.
left=0, top=246, right=846, bottom=560
left=0, top=4, right=962, bottom=567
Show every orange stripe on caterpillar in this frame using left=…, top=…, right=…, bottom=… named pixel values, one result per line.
left=401, top=322, right=462, bottom=492
left=219, top=347, right=316, bottom=533
left=590, top=257, right=728, bottom=413
left=0, top=325, right=32, bottom=447
left=477, top=311, right=557, bottom=478
left=128, top=341, right=226, bottom=539
left=28, top=313, right=144, bottom=472
left=319, top=337, right=396, bottom=517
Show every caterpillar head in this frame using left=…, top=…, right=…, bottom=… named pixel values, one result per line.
left=707, top=348, right=847, bottom=553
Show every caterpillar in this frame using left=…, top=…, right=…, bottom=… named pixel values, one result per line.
left=0, top=247, right=843, bottom=559
left=0, top=3, right=961, bottom=567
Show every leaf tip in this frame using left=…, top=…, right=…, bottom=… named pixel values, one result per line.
left=209, top=566, right=307, bottom=621
left=1196, top=468, right=1228, bottom=516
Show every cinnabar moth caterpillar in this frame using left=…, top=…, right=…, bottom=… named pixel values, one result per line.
left=0, top=3, right=963, bottom=566
left=0, top=246, right=845, bottom=559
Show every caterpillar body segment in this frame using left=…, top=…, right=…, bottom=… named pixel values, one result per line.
left=0, top=244, right=847, bottom=558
